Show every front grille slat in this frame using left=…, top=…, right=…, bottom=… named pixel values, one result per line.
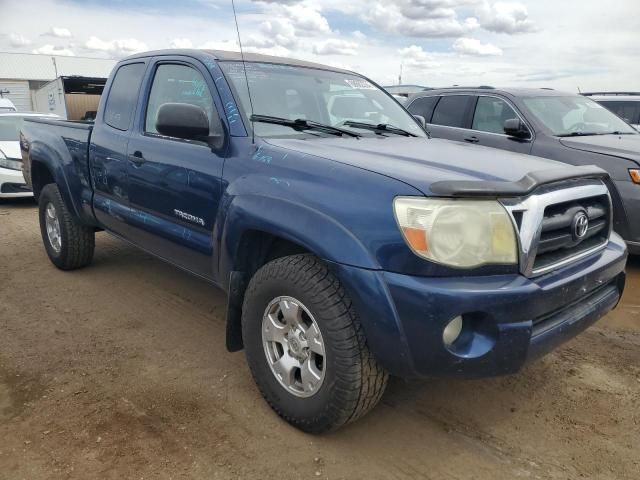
left=532, top=193, right=610, bottom=274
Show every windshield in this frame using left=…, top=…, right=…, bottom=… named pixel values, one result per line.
left=0, top=116, right=24, bottom=141
left=522, top=96, right=636, bottom=136
left=219, top=61, right=426, bottom=138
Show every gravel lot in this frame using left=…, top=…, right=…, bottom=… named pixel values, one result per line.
left=1, top=197, right=639, bottom=480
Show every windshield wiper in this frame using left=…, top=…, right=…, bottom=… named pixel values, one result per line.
left=342, top=121, right=418, bottom=137
left=557, top=132, right=602, bottom=137
left=250, top=114, right=360, bottom=138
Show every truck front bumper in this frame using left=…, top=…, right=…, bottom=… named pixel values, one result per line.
left=331, top=233, right=627, bottom=379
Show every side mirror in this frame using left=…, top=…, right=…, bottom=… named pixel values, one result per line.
left=413, top=114, right=426, bottom=128
left=504, top=118, right=530, bottom=139
left=156, top=103, right=210, bottom=140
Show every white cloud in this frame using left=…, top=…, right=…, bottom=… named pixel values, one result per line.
left=368, top=1, right=479, bottom=38
left=32, top=44, right=75, bottom=56
left=398, top=45, right=440, bottom=69
left=476, top=2, right=538, bottom=34
left=84, top=36, right=148, bottom=57
left=282, top=4, right=331, bottom=36
left=260, top=19, right=298, bottom=48
left=352, top=30, right=367, bottom=41
left=199, top=39, right=239, bottom=51
left=43, top=27, right=73, bottom=38
left=313, top=39, right=358, bottom=56
left=9, top=33, right=31, bottom=47
left=453, top=37, right=502, bottom=55
left=170, top=38, right=193, bottom=49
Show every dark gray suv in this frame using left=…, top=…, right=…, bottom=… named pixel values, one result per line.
left=406, top=87, right=640, bottom=254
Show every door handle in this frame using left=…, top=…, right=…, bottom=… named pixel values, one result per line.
left=129, top=150, right=147, bottom=165
left=464, top=136, right=479, bottom=143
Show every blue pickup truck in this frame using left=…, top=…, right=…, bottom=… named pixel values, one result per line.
left=20, top=49, right=627, bottom=433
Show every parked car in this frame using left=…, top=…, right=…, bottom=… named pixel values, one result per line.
left=0, top=112, right=57, bottom=198
left=583, top=92, right=640, bottom=130
left=0, top=98, right=17, bottom=113
left=21, top=50, right=627, bottom=433
left=406, top=87, right=640, bottom=254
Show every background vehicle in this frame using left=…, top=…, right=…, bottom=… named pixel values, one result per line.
left=0, top=112, right=57, bottom=198
left=0, top=98, right=17, bottom=113
left=406, top=87, right=640, bottom=254
left=583, top=92, right=640, bottom=130
left=20, top=50, right=627, bottom=433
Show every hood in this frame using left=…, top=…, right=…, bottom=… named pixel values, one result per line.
left=265, top=137, right=567, bottom=195
left=0, top=141, right=20, bottom=160
left=559, top=133, right=640, bottom=165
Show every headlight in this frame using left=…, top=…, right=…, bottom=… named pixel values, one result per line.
left=394, top=197, right=518, bottom=268
left=0, top=150, right=22, bottom=171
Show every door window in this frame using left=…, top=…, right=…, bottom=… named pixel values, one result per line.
left=431, top=95, right=473, bottom=128
left=104, top=63, right=146, bottom=131
left=472, top=96, right=521, bottom=134
left=145, top=64, right=218, bottom=134
left=407, top=96, right=439, bottom=123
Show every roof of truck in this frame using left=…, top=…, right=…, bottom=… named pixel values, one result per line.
left=123, top=49, right=353, bottom=74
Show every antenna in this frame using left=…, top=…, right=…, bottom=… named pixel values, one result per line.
left=231, top=0, right=256, bottom=143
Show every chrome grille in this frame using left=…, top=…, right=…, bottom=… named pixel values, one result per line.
left=501, top=181, right=611, bottom=277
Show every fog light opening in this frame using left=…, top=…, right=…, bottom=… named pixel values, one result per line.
left=443, top=315, right=464, bottom=347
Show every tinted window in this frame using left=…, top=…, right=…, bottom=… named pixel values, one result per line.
left=598, top=101, right=640, bottom=125
left=472, top=96, right=520, bottom=134
left=145, top=64, right=218, bottom=134
left=104, top=63, right=146, bottom=131
left=431, top=95, right=473, bottom=128
left=407, top=96, right=439, bottom=122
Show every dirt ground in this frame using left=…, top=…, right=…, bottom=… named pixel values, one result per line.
left=1, top=197, right=639, bottom=480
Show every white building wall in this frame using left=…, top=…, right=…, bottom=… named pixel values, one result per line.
left=0, top=80, right=32, bottom=111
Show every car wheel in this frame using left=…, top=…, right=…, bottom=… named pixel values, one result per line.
left=38, top=183, right=95, bottom=270
left=242, top=254, right=388, bottom=433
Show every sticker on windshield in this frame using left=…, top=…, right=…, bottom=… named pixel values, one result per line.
left=345, top=78, right=376, bottom=90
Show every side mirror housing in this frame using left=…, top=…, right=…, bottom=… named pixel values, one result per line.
left=504, top=118, right=530, bottom=139
left=413, top=114, right=426, bottom=128
left=156, top=103, right=210, bottom=140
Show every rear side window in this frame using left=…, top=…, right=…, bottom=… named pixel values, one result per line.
left=598, top=101, right=640, bottom=125
left=407, top=96, right=439, bottom=122
left=104, top=63, right=146, bottom=131
left=431, top=95, right=474, bottom=128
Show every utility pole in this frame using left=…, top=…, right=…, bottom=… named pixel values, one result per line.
left=398, top=61, right=403, bottom=85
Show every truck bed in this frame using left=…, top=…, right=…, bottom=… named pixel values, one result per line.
left=21, top=117, right=96, bottom=225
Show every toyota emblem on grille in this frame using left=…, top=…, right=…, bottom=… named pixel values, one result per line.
left=572, top=211, right=589, bottom=241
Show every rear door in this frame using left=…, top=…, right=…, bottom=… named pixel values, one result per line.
left=90, top=61, right=147, bottom=236
left=425, top=94, right=475, bottom=143
left=125, top=57, right=227, bottom=279
left=467, top=95, right=533, bottom=154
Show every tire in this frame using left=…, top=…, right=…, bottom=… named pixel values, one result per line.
left=242, top=254, right=388, bottom=433
left=38, top=183, right=95, bottom=270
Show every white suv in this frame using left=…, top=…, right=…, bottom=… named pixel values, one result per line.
left=584, top=92, right=640, bottom=130
left=0, top=98, right=17, bottom=113
left=0, top=112, right=57, bottom=198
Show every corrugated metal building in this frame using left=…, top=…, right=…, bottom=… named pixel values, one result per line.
left=0, top=52, right=116, bottom=112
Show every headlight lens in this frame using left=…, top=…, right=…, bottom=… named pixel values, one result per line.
left=394, top=197, right=518, bottom=268
left=0, top=151, right=22, bottom=171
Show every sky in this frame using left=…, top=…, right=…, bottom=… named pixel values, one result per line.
left=0, top=0, right=638, bottom=91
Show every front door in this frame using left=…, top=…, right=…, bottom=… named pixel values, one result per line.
left=468, top=95, right=533, bottom=154
left=125, top=60, right=226, bottom=279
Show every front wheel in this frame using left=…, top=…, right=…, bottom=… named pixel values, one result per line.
left=38, top=184, right=95, bottom=270
left=242, top=254, right=388, bottom=433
